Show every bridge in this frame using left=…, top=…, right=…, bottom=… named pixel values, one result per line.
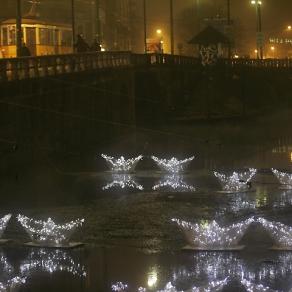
left=1, top=52, right=292, bottom=82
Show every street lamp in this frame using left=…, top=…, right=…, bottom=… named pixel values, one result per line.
left=288, top=25, right=292, bottom=31
left=270, top=46, right=275, bottom=58
left=251, top=0, right=263, bottom=59
left=156, top=29, right=163, bottom=53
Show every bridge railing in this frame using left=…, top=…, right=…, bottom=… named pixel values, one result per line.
left=0, top=52, right=200, bottom=82
left=223, top=58, right=292, bottom=68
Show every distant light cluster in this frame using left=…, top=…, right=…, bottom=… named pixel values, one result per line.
left=0, top=214, right=12, bottom=238
left=271, top=169, right=292, bottom=189
left=102, top=174, right=143, bottom=190
left=17, top=215, right=84, bottom=245
left=20, top=249, right=86, bottom=277
left=111, top=282, right=128, bottom=291
left=151, top=156, right=194, bottom=173
left=214, top=168, right=257, bottom=192
left=152, top=175, right=196, bottom=192
left=258, top=217, right=292, bottom=247
left=101, top=154, right=143, bottom=173
left=172, top=217, right=254, bottom=248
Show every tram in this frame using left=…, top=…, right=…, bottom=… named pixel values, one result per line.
left=0, top=17, right=73, bottom=58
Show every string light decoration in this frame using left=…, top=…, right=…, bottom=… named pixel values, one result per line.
left=152, top=175, right=196, bottom=192
left=111, top=282, right=128, bottom=291
left=240, top=279, right=276, bottom=292
left=102, top=174, right=144, bottom=191
left=271, top=169, right=292, bottom=189
left=17, top=214, right=84, bottom=246
left=258, top=217, right=292, bottom=248
left=172, top=217, right=254, bottom=249
left=20, top=249, right=86, bottom=277
left=101, top=154, right=143, bottom=173
left=273, top=191, right=292, bottom=208
left=0, top=276, right=26, bottom=291
left=214, top=168, right=257, bottom=193
left=151, top=156, right=194, bottom=173
left=0, top=214, right=12, bottom=238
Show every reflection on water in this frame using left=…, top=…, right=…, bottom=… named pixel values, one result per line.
left=20, top=249, right=86, bottom=277
left=152, top=175, right=196, bottom=192
left=102, top=174, right=144, bottom=191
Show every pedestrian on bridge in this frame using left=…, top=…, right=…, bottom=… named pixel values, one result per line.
left=90, top=39, right=101, bottom=52
left=75, top=34, right=90, bottom=53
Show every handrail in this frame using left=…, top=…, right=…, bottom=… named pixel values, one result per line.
left=0, top=53, right=291, bottom=83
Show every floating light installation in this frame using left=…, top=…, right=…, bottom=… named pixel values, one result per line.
left=111, top=282, right=128, bottom=291
left=172, top=218, right=254, bottom=249
left=20, top=249, right=86, bottom=277
left=240, top=279, right=276, bottom=292
left=0, top=214, right=11, bottom=238
left=151, top=156, right=194, bottom=173
left=17, top=215, right=84, bottom=246
left=102, top=174, right=144, bottom=191
left=152, top=175, right=196, bottom=192
left=101, top=154, right=143, bottom=173
left=271, top=169, right=292, bottom=189
left=0, top=276, right=26, bottom=291
left=214, top=168, right=257, bottom=193
left=258, top=217, right=292, bottom=248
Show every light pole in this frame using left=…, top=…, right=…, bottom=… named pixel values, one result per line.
left=143, top=0, right=147, bottom=53
left=227, top=0, right=231, bottom=59
left=251, top=0, right=263, bottom=59
left=95, top=0, right=101, bottom=43
left=71, top=0, right=76, bottom=51
left=16, top=0, right=22, bottom=57
left=169, top=0, right=174, bottom=54
left=270, top=46, right=275, bottom=58
left=156, top=29, right=163, bottom=53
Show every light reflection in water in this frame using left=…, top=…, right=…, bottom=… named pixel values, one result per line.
left=153, top=175, right=196, bottom=192
left=20, top=249, right=86, bottom=277
left=102, top=174, right=144, bottom=191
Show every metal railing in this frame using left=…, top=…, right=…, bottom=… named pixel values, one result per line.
left=1, top=52, right=292, bottom=83
left=0, top=52, right=199, bottom=82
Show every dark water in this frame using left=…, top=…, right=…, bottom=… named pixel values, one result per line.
left=1, top=110, right=292, bottom=291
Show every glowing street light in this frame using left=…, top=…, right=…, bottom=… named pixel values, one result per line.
left=270, top=46, right=275, bottom=58
left=156, top=29, right=162, bottom=35
left=251, top=0, right=263, bottom=59
left=288, top=25, right=292, bottom=31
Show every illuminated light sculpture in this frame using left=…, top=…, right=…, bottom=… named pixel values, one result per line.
left=151, top=156, right=194, bottom=173
left=258, top=217, right=292, bottom=250
left=0, top=214, right=12, bottom=243
left=271, top=169, right=292, bottom=189
left=101, top=154, right=143, bottom=173
left=214, top=168, right=257, bottom=193
left=17, top=214, right=85, bottom=248
left=102, top=174, right=144, bottom=191
left=20, top=249, right=86, bottom=277
left=273, top=191, right=292, bottom=208
left=111, top=282, right=128, bottom=291
left=172, top=217, right=254, bottom=250
left=0, top=276, right=26, bottom=291
left=152, top=175, right=196, bottom=192
left=240, top=279, right=277, bottom=292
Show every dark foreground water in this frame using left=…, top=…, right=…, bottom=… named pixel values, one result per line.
left=1, top=110, right=292, bottom=291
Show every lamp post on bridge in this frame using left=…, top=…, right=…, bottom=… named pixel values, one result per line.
left=71, top=0, right=76, bottom=52
left=251, top=0, right=263, bottom=59
left=170, top=0, right=174, bottom=54
left=143, top=0, right=147, bottom=53
left=16, top=0, right=22, bottom=57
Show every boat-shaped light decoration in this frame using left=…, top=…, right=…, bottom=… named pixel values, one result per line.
left=0, top=214, right=12, bottom=238
left=258, top=217, right=292, bottom=248
left=271, top=169, right=292, bottom=189
left=102, top=174, right=143, bottom=191
left=20, top=249, right=86, bottom=277
left=101, top=154, right=143, bottom=173
left=151, top=156, right=194, bottom=173
left=0, top=276, right=26, bottom=291
left=241, top=279, right=277, bottom=292
left=172, top=218, right=254, bottom=248
left=17, top=215, right=84, bottom=246
left=152, top=175, right=196, bottom=192
left=111, top=282, right=128, bottom=291
left=214, top=168, right=257, bottom=192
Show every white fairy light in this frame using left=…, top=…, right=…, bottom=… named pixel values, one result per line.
left=152, top=175, right=196, bottom=192
left=101, top=154, right=143, bottom=173
left=151, top=156, right=194, bottom=173
left=271, top=169, right=292, bottom=189
left=17, top=214, right=84, bottom=246
left=172, top=217, right=254, bottom=248
left=214, top=168, right=257, bottom=192
left=20, top=249, right=86, bottom=277
left=102, top=174, right=144, bottom=191
left=111, top=282, right=128, bottom=291
left=0, top=214, right=12, bottom=238
left=241, top=279, right=277, bottom=292
left=258, top=217, right=292, bottom=247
